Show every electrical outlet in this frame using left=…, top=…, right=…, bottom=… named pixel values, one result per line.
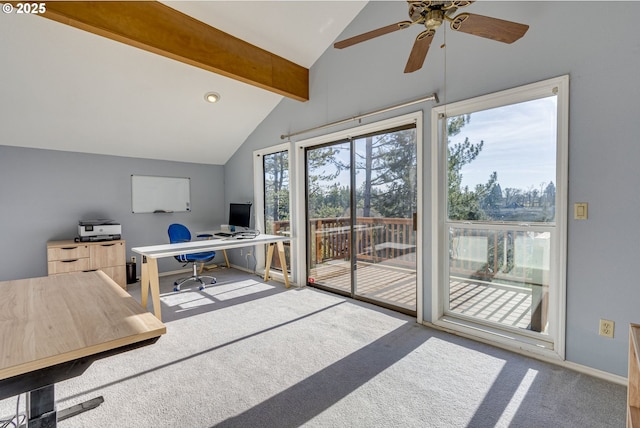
left=599, top=319, right=614, bottom=338
left=240, top=249, right=243, bottom=256
left=246, top=250, right=252, bottom=257
left=131, top=256, right=136, bottom=264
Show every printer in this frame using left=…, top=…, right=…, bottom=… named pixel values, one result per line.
left=77, top=219, right=122, bottom=242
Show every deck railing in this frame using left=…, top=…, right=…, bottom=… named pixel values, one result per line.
left=448, top=224, right=551, bottom=287
left=271, top=218, right=550, bottom=287
left=272, top=217, right=416, bottom=267
left=271, top=218, right=549, bottom=332
left=448, top=224, right=551, bottom=332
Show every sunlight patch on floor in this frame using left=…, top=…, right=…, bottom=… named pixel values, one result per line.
left=496, top=368, right=538, bottom=426
left=204, top=279, right=276, bottom=301
left=161, top=290, right=215, bottom=310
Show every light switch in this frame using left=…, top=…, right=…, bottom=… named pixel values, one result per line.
left=574, top=202, right=588, bottom=220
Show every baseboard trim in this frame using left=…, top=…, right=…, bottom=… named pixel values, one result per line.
left=421, top=320, right=627, bottom=386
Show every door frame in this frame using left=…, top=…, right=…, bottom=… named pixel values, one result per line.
left=293, top=111, right=423, bottom=321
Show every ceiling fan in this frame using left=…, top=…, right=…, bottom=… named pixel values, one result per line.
left=334, top=1, right=529, bottom=73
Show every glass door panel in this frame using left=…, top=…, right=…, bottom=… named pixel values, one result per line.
left=263, top=150, right=290, bottom=271
left=306, top=141, right=352, bottom=294
left=353, top=129, right=417, bottom=312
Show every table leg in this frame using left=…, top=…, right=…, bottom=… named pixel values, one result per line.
left=147, top=258, right=161, bottom=321
left=222, top=249, right=230, bottom=268
left=25, top=384, right=104, bottom=427
left=276, top=241, right=291, bottom=288
left=27, top=385, right=57, bottom=428
left=140, top=256, right=161, bottom=320
left=140, top=255, right=149, bottom=308
left=263, top=243, right=275, bottom=283
left=263, top=242, right=291, bottom=288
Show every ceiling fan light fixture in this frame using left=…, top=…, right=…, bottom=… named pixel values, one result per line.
left=204, top=92, right=221, bottom=103
left=425, top=9, right=444, bottom=30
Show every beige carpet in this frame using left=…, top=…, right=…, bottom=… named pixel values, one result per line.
left=0, top=268, right=627, bottom=427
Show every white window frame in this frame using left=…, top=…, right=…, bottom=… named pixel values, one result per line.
left=253, top=142, right=296, bottom=285
left=430, top=75, right=569, bottom=360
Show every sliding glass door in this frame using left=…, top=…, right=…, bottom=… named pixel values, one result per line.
left=305, top=125, right=418, bottom=314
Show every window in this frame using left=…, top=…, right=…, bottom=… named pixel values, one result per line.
left=431, top=76, right=569, bottom=358
left=254, top=143, right=292, bottom=278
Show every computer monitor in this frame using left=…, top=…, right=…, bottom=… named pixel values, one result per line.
left=228, top=203, right=252, bottom=229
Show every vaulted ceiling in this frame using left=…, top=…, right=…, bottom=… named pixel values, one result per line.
left=0, top=1, right=367, bottom=164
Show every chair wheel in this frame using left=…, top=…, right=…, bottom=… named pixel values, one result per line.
left=199, top=285, right=205, bottom=291
left=211, top=279, right=217, bottom=284
left=173, top=286, right=179, bottom=292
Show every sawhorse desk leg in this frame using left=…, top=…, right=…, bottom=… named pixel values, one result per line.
left=140, top=256, right=162, bottom=320
left=263, top=241, right=290, bottom=288
left=201, top=249, right=229, bottom=273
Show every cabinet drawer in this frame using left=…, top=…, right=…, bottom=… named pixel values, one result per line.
left=90, top=241, right=125, bottom=269
left=47, top=244, right=90, bottom=261
left=48, top=258, right=91, bottom=274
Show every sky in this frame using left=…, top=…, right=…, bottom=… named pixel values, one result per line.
left=449, top=96, right=557, bottom=192
left=308, top=95, right=557, bottom=195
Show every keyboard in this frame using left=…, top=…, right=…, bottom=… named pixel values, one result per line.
left=214, top=230, right=258, bottom=238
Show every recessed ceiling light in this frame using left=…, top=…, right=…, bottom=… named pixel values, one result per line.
left=204, top=92, right=221, bottom=103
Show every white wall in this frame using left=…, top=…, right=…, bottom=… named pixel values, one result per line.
left=224, top=1, right=640, bottom=376
left=0, top=146, right=226, bottom=280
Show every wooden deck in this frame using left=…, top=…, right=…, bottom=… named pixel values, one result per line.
left=309, top=261, right=416, bottom=311
left=308, top=262, right=541, bottom=332
left=449, top=277, right=537, bottom=330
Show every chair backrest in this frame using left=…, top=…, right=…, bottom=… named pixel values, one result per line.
left=168, top=223, right=191, bottom=244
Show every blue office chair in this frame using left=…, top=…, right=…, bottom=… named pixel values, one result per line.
left=167, top=223, right=217, bottom=291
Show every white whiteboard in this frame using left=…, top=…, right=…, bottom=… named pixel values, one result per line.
left=131, top=175, right=191, bottom=213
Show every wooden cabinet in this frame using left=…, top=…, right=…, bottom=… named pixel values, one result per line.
left=47, top=240, right=126, bottom=289
left=629, top=324, right=640, bottom=427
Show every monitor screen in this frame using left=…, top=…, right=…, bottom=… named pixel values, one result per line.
left=228, top=203, right=252, bottom=229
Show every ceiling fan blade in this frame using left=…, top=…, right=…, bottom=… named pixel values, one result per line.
left=334, top=21, right=413, bottom=49
left=450, top=13, right=529, bottom=44
left=404, top=29, right=435, bottom=73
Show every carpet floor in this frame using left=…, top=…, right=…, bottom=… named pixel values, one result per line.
left=1, top=268, right=627, bottom=427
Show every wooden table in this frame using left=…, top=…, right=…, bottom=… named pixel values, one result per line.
left=132, top=234, right=291, bottom=321
left=0, top=271, right=166, bottom=426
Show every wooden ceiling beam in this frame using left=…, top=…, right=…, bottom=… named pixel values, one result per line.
left=16, top=1, right=309, bottom=101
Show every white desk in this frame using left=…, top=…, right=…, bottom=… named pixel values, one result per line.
left=132, top=234, right=291, bottom=320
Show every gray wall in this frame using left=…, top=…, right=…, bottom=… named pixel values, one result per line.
left=0, top=145, right=225, bottom=280
left=224, top=1, right=640, bottom=376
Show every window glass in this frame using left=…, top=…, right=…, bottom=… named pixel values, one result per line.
left=447, top=97, right=557, bottom=223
